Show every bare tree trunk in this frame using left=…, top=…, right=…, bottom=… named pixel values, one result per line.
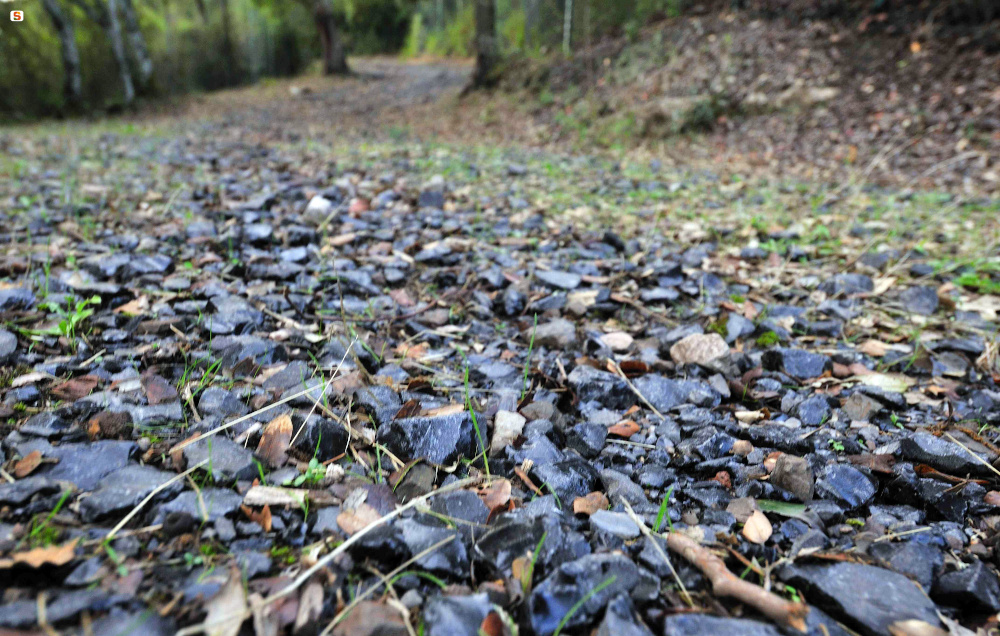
left=119, top=0, right=153, bottom=90
left=525, top=0, right=539, bottom=50
left=104, top=0, right=135, bottom=104
left=562, top=0, right=573, bottom=56
left=42, top=0, right=84, bottom=110
left=314, top=1, right=349, bottom=75
left=219, top=0, right=238, bottom=84
left=71, top=0, right=135, bottom=104
left=468, top=0, right=497, bottom=89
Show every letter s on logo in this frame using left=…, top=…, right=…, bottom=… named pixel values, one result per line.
left=11, top=10, right=24, bottom=21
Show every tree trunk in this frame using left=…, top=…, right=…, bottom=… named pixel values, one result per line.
left=468, top=0, right=497, bottom=89
left=41, top=0, right=84, bottom=110
left=119, top=0, right=153, bottom=90
left=525, top=0, right=539, bottom=50
left=562, top=0, right=573, bottom=56
left=104, top=0, right=136, bottom=104
left=219, top=0, right=237, bottom=85
left=314, top=2, right=349, bottom=75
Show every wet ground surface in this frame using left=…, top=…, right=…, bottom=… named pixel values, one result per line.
left=1, top=60, right=999, bottom=636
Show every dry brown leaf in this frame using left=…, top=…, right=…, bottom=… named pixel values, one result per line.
left=293, top=581, right=324, bottom=633
left=50, top=375, right=99, bottom=401
left=480, top=612, right=506, bottom=636
left=742, top=509, right=772, bottom=544
left=477, top=479, right=512, bottom=511
left=394, top=399, right=422, bottom=420
left=0, top=538, right=79, bottom=570
left=337, top=502, right=381, bottom=535
left=204, top=565, right=248, bottom=636
left=13, top=450, right=43, bottom=478
left=256, top=414, right=293, bottom=468
left=735, top=410, right=766, bottom=424
left=888, top=620, right=947, bottom=636
left=241, top=504, right=273, bottom=532
left=332, top=601, right=405, bottom=636
left=572, top=491, right=610, bottom=516
left=113, top=295, right=150, bottom=316
left=424, top=403, right=464, bottom=417
left=607, top=420, right=640, bottom=437
left=857, top=339, right=890, bottom=357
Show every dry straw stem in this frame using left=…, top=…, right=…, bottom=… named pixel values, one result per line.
left=173, top=337, right=356, bottom=455
left=105, top=459, right=208, bottom=542
left=944, top=432, right=1000, bottom=478
left=175, top=475, right=483, bottom=636
left=623, top=500, right=809, bottom=632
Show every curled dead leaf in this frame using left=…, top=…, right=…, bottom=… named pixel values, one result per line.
left=241, top=504, right=272, bottom=532
left=572, top=491, right=610, bottom=516
left=477, top=479, right=512, bottom=512
left=337, top=502, right=381, bottom=535
left=607, top=420, right=640, bottom=437
left=0, top=538, right=79, bottom=570
left=256, top=414, right=293, bottom=468
left=742, top=509, right=772, bottom=544
left=13, top=450, right=43, bottom=478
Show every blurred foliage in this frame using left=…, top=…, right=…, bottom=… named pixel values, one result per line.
left=0, top=0, right=416, bottom=120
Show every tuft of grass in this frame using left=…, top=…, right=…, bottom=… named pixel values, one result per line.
left=521, top=531, right=548, bottom=593
left=520, top=313, right=538, bottom=402
left=20, top=489, right=72, bottom=549
left=654, top=484, right=675, bottom=533
left=553, top=575, right=617, bottom=636
left=756, top=331, right=780, bottom=347
left=463, top=360, right=490, bottom=477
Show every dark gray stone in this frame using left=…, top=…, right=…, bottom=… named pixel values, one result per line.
left=423, top=594, right=492, bottom=636
left=376, top=412, right=478, bottom=465
left=780, top=562, right=940, bottom=636
left=815, top=464, right=875, bottom=509
left=80, top=464, right=182, bottom=522
left=900, top=286, right=939, bottom=315
left=932, top=560, right=1000, bottom=612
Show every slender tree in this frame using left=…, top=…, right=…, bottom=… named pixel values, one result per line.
left=562, top=0, right=573, bottom=56
left=41, top=0, right=84, bottom=109
left=120, top=0, right=154, bottom=89
left=70, top=0, right=136, bottom=104
left=314, top=0, right=349, bottom=75
left=468, top=0, right=497, bottom=89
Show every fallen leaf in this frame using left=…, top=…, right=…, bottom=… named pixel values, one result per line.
left=243, top=485, right=308, bottom=508
left=480, top=612, right=506, bottom=636
left=11, top=371, right=53, bottom=388
left=742, top=509, right=772, bottom=544
left=477, top=479, right=512, bottom=511
left=607, top=420, right=640, bottom=437
left=241, top=504, right=272, bottom=532
left=424, top=403, right=464, bottom=417
left=256, top=414, right=293, bottom=468
left=986, top=491, right=1000, bottom=507
left=572, top=491, right=610, bottom=516
left=50, top=375, right=99, bottom=401
left=857, top=372, right=916, bottom=393
left=726, top=497, right=758, bottom=523
left=618, top=360, right=650, bottom=377
left=394, top=399, right=422, bottom=420
left=600, top=331, right=633, bottom=352
left=337, top=502, right=381, bottom=535
left=113, top=295, right=150, bottom=316
left=13, top=450, right=43, bottom=478
left=332, top=601, right=405, bottom=636
left=888, top=620, right=947, bottom=636
left=204, top=565, right=248, bottom=636
left=0, top=538, right=79, bottom=570
left=735, top=410, right=766, bottom=424
left=293, top=581, right=324, bottom=633
left=857, top=339, right=890, bottom=357
left=142, top=373, right=178, bottom=405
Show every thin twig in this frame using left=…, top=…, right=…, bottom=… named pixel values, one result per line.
left=105, top=460, right=208, bottom=542
left=321, top=535, right=457, bottom=635
left=944, top=433, right=1000, bottom=478
left=173, top=339, right=356, bottom=454
left=621, top=500, right=693, bottom=608
left=631, top=495, right=810, bottom=632
left=175, top=476, right=483, bottom=636
left=610, top=361, right=665, bottom=419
